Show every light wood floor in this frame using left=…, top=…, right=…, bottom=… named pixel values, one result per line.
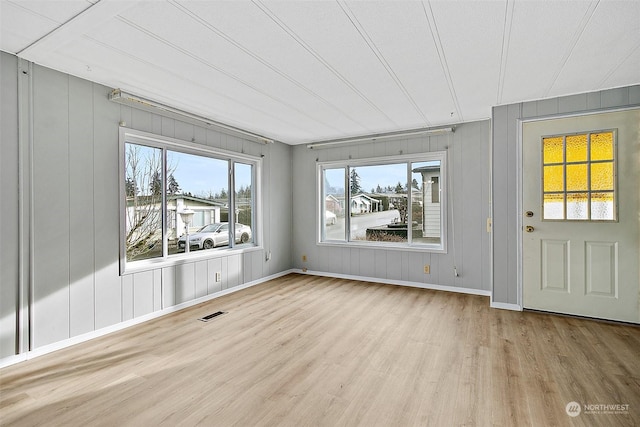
left=1, top=274, right=639, bottom=426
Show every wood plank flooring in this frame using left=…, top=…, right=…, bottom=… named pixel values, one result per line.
left=1, top=274, right=639, bottom=426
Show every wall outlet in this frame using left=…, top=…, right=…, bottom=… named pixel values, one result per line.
left=486, top=217, right=492, bottom=233
left=424, top=264, right=430, bottom=274
left=265, top=251, right=271, bottom=261
left=302, top=254, right=307, bottom=262
left=215, top=272, right=221, bottom=282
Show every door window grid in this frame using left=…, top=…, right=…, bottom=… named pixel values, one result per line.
left=541, top=131, right=615, bottom=221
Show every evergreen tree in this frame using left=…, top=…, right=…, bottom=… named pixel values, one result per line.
left=411, top=178, right=420, bottom=190
left=125, top=177, right=136, bottom=197
left=167, top=174, right=180, bottom=195
left=350, top=169, right=362, bottom=195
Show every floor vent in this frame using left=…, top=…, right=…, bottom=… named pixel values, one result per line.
left=199, top=311, right=227, bottom=322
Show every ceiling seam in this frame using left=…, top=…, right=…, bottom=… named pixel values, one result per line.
left=597, top=40, right=640, bottom=89
left=15, top=0, right=101, bottom=56
left=167, top=0, right=371, bottom=134
left=7, top=0, right=60, bottom=26
left=421, top=1, right=463, bottom=122
left=543, top=0, right=600, bottom=98
left=496, top=0, right=515, bottom=105
left=83, top=35, right=315, bottom=139
left=337, top=0, right=431, bottom=126
left=115, top=15, right=345, bottom=136
left=252, top=0, right=399, bottom=128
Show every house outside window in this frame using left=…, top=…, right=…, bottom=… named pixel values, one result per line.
left=318, top=152, right=447, bottom=252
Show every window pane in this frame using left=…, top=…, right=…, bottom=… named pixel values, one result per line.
left=350, top=164, right=407, bottom=243
left=168, top=151, right=229, bottom=254
left=235, top=162, right=254, bottom=245
left=543, top=165, right=564, bottom=192
left=125, top=143, right=163, bottom=261
left=567, top=193, right=588, bottom=220
left=323, top=168, right=346, bottom=241
left=566, top=134, right=587, bottom=162
left=543, top=193, right=564, bottom=220
left=591, top=132, right=613, bottom=161
left=591, top=162, right=614, bottom=191
left=591, top=192, right=614, bottom=220
left=411, top=161, right=441, bottom=245
left=543, top=136, right=563, bottom=164
left=566, top=164, right=588, bottom=191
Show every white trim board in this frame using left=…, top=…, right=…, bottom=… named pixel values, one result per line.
left=0, top=269, right=295, bottom=369
left=294, top=269, right=492, bottom=297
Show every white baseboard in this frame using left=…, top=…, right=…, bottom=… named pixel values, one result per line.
left=490, top=301, right=523, bottom=311
left=1, top=269, right=295, bottom=369
left=293, top=269, right=492, bottom=297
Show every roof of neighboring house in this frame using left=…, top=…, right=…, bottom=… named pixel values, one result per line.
left=126, top=194, right=226, bottom=208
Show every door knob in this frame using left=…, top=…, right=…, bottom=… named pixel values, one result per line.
left=525, top=226, right=534, bottom=233
left=525, top=211, right=534, bottom=217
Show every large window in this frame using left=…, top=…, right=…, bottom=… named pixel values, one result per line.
left=319, top=152, right=447, bottom=251
left=121, top=129, right=259, bottom=271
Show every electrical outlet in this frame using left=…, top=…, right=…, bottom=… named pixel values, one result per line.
left=424, top=264, right=430, bottom=274
left=486, top=217, right=492, bottom=233
left=302, top=255, right=307, bottom=262
left=215, top=272, right=221, bottom=282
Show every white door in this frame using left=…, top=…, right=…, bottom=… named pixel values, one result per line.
left=522, top=109, right=640, bottom=323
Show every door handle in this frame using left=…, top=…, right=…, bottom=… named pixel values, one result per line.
left=525, top=226, right=534, bottom=233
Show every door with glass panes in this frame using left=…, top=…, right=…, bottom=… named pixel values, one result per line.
left=522, top=109, right=639, bottom=323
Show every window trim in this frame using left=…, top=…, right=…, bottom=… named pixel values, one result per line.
left=119, top=128, right=262, bottom=275
left=317, top=152, right=448, bottom=253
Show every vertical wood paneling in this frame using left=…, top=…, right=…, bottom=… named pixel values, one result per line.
left=491, top=105, right=510, bottom=303
left=93, top=84, right=122, bottom=329
left=601, top=87, right=629, bottom=108
left=69, top=76, right=96, bottom=337
left=153, top=270, right=162, bottom=311
left=133, top=270, right=154, bottom=318
left=242, top=252, right=253, bottom=284
left=220, top=256, right=229, bottom=290
left=195, top=261, right=208, bottom=298
left=227, top=255, right=240, bottom=288
left=175, top=263, right=196, bottom=304
left=386, top=251, right=401, bottom=281
left=207, top=258, right=222, bottom=294
left=131, top=108, right=152, bottom=132
left=629, top=86, right=640, bottom=104
left=0, top=53, right=19, bottom=358
left=536, top=98, right=559, bottom=116
left=358, top=249, right=375, bottom=278
left=32, top=66, right=70, bottom=348
left=559, top=94, right=587, bottom=113
left=162, top=266, right=176, bottom=308
left=586, top=92, right=601, bottom=110
left=121, top=274, right=134, bottom=321
left=374, top=250, right=386, bottom=279
left=251, top=251, right=263, bottom=282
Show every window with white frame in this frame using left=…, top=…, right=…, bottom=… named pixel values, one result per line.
left=121, top=129, right=259, bottom=271
left=319, top=152, right=447, bottom=251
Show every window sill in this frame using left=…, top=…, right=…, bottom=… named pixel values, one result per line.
left=121, top=245, right=262, bottom=276
left=317, top=240, right=446, bottom=254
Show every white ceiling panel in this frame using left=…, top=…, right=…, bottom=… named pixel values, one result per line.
left=1, top=0, right=639, bottom=144
left=498, top=1, right=595, bottom=105
left=343, top=1, right=458, bottom=126
left=428, top=0, right=506, bottom=122
left=549, top=0, right=640, bottom=97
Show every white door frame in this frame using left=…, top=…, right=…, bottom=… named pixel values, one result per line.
left=516, top=106, right=639, bottom=312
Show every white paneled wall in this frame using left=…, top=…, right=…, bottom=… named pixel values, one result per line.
left=292, top=120, right=492, bottom=292
left=0, top=53, right=293, bottom=359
